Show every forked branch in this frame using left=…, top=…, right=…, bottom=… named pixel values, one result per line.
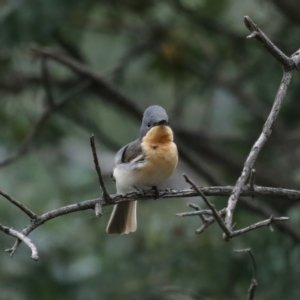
left=224, top=16, right=300, bottom=233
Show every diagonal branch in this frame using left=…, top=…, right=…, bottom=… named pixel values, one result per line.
left=231, top=215, right=288, bottom=238
left=224, top=17, right=300, bottom=233
left=0, top=224, right=38, bottom=261
left=244, top=16, right=294, bottom=70
left=186, top=203, right=208, bottom=223
left=0, top=190, right=37, bottom=219
left=90, top=135, right=111, bottom=201
left=183, top=174, right=232, bottom=239
left=195, top=210, right=226, bottom=234
left=225, top=70, right=292, bottom=231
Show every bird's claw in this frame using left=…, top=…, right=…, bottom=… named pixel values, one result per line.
left=152, top=186, right=159, bottom=200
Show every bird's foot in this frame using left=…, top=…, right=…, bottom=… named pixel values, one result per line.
left=133, top=186, right=146, bottom=196
left=152, top=186, right=159, bottom=200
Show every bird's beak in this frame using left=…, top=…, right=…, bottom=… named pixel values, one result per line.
left=155, top=120, right=168, bottom=126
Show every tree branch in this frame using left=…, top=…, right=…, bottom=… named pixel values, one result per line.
left=231, top=215, right=288, bottom=238
left=234, top=248, right=258, bottom=300
left=4, top=183, right=300, bottom=258
left=0, top=224, right=38, bottom=261
left=244, top=16, right=294, bottom=70
left=0, top=190, right=37, bottom=219
left=224, top=17, right=300, bottom=232
left=183, top=174, right=232, bottom=239
left=90, top=135, right=111, bottom=203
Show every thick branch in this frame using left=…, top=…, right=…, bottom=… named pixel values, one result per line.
left=0, top=224, right=38, bottom=261
left=5, top=184, right=300, bottom=257
left=225, top=17, right=300, bottom=232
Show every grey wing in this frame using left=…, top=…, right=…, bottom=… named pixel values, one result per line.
left=114, top=139, right=143, bottom=165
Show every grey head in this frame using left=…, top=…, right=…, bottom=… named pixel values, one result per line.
left=139, top=105, right=169, bottom=139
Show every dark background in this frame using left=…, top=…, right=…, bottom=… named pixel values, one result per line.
left=1, top=0, right=300, bottom=299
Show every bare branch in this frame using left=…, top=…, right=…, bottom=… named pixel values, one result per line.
left=0, top=190, right=37, bottom=219
left=241, top=197, right=300, bottom=243
left=225, top=16, right=300, bottom=232
left=177, top=208, right=216, bottom=217
left=4, top=183, right=300, bottom=257
left=231, top=216, right=288, bottom=238
left=234, top=248, right=258, bottom=300
left=0, top=224, right=38, bottom=261
left=183, top=174, right=232, bottom=239
left=90, top=135, right=111, bottom=202
left=244, top=16, right=294, bottom=69
left=225, top=70, right=293, bottom=230
left=187, top=203, right=208, bottom=223
left=247, top=279, right=258, bottom=300
left=196, top=209, right=227, bottom=234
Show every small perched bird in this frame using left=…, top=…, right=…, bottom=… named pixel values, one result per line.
left=106, top=105, right=178, bottom=234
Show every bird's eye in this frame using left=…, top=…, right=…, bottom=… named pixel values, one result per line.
left=147, top=123, right=151, bottom=128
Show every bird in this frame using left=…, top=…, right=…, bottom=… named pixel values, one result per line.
left=106, top=105, right=178, bottom=234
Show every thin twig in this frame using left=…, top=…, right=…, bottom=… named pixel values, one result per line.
left=90, top=135, right=111, bottom=203
left=196, top=209, right=227, bottom=234
left=234, top=248, right=258, bottom=300
left=183, top=174, right=232, bottom=239
left=247, top=279, right=258, bottom=300
left=196, top=217, right=215, bottom=234
left=0, top=224, right=38, bottom=261
left=241, top=197, right=300, bottom=243
left=177, top=208, right=226, bottom=218
left=177, top=209, right=215, bottom=217
left=244, top=16, right=294, bottom=70
left=187, top=203, right=208, bottom=223
left=231, top=216, right=288, bottom=238
left=41, top=58, right=55, bottom=107
left=0, top=190, right=37, bottom=219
